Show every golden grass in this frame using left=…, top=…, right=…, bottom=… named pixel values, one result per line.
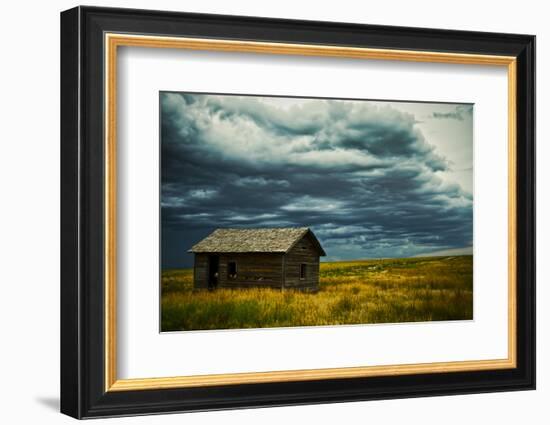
left=161, top=256, right=473, bottom=331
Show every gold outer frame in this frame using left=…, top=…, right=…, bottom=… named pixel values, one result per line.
left=104, top=33, right=517, bottom=392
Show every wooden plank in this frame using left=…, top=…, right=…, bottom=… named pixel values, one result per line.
left=193, top=254, right=209, bottom=289
left=217, top=253, right=284, bottom=288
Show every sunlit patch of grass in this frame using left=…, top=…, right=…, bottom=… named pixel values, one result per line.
left=161, top=256, right=473, bottom=331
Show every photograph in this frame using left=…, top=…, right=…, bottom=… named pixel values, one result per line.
left=160, top=92, right=474, bottom=332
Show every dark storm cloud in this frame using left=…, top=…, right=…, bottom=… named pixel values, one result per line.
left=160, top=93, right=472, bottom=268
left=432, top=104, right=473, bottom=121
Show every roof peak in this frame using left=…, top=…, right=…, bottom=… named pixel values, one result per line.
left=213, top=226, right=309, bottom=231
left=189, top=227, right=325, bottom=255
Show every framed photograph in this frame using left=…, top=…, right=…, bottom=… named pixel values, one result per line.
left=60, top=6, right=535, bottom=419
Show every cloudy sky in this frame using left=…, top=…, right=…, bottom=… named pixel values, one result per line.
left=160, top=92, right=473, bottom=269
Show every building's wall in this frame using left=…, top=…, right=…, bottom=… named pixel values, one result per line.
left=217, top=253, right=284, bottom=288
left=283, top=235, right=320, bottom=290
left=193, top=253, right=285, bottom=289
left=193, top=253, right=209, bottom=289
left=193, top=239, right=321, bottom=291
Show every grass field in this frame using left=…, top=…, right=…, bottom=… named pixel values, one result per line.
left=161, top=255, right=473, bottom=332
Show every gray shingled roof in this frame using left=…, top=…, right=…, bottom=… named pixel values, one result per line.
left=188, top=227, right=326, bottom=255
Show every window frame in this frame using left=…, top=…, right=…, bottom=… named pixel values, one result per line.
left=227, top=261, right=238, bottom=280
left=300, top=263, right=307, bottom=280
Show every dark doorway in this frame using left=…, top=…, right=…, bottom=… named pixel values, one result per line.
left=227, top=261, right=237, bottom=280
left=208, top=255, right=219, bottom=289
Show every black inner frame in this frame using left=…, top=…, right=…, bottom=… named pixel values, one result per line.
left=60, top=6, right=535, bottom=419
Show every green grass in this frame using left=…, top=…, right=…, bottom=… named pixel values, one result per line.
left=161, top=255, right=473, bottom=331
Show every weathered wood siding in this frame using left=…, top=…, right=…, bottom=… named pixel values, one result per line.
left=283, top=234, right=320, bottom=290
left=193, top=253, right=209, bottom=289
left=218, top=253, right=284, bottom=289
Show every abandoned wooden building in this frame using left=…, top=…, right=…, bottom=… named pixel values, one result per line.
left=188, top=227, right=326, bottom=291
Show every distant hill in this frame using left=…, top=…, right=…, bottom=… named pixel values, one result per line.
left=412, top=247, right=473, bottom=257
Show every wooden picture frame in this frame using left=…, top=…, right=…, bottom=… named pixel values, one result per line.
left=60, top=5, right=535, bottom=419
